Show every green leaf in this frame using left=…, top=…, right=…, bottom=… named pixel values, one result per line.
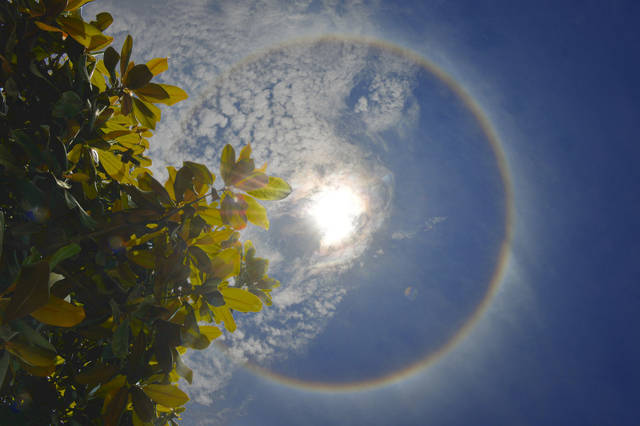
left=30, top=296, right=86, bottom=327
left=112, top=319, right=129, bottom=359
left=52, top=91, right=83, bottom=119
left=244, top=195, right=269, bottom=230
left=219, top=287, right=262, bottom=312
left=131, top=386, right=155, bottom=422
left=247, top=176, right=292, bottom=200
left=4, top=261, right=50, bottom=323
left=220, top=144, right=235, bottom=185
left=48, top=243, right=81, bottom=270
left=5, top=339, right=56, bottom=367
left=142, top=384, right=189, bottom=408
left=125, top=64, right=154, bottom=90
left=120, top=35, right=133, bottom=77
left=12, top=320, right=56, bottom=352
left=132, top=97, right=161, bottom=130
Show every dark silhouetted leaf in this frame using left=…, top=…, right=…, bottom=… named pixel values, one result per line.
left=131, top=386, right=155, bottom=422
left=52, top=91, right=83, bottom=119
left=4, top=261, right=50, bottom=323
left=125, top=64, right=153, bottom=90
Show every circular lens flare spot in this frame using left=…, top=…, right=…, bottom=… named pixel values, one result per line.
left=310, top=186, right=365, bottom=246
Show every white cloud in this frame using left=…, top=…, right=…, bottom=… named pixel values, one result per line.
left=85, top=0, right=416, bottom=409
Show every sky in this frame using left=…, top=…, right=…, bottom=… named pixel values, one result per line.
left=85, top=1, right=640, bottom=425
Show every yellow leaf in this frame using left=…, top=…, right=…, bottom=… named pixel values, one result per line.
left=91, top=62, right=107, bottom=92
left=164, top=166, right=177, bottom=201
left=96, top=374, right=126, bottom=398
left=142, top=384, right=189, bottom=408
left=244, top=195, right=269, bottom=230
left=35, top=21, right=65, bottom=35
left=56, top=17, right=112, bottom=50
left=5, top=340, right=56, bottom=367
left=146, top=58, right=168, bottom=76
left=212, top=306, right=236, bottom=332
left=210, top=248, right=240, bottom=280
left=219, top=287, right=263, bottom=313
left=30, top=296, right=86, bottom=327
left=197, top=206, right=223, bottom=227
left=247, top=176, right=292, bottom=201
left=238, top=144, right=252, bottom=161
left=199, top=325, right=222, bottom=341
left=67, top=143, right=83, bottom=164
left=156, top=84, right=188, bottom=105
left=220, top=144, right=235, bottom=185
left=95, top=148, right=131, bottom=183
left=132, top=97, right=161, bottom=130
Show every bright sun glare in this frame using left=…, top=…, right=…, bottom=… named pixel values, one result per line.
left=309, top=186, right=365, bottom=246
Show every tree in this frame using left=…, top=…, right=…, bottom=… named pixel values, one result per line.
left=0, top=1, right=290, bottom=424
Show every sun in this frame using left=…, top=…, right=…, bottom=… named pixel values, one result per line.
left=309, top=186, right=365, bottom=246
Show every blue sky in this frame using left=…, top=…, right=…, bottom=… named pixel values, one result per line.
left=87, top=0, right=640, bottom=424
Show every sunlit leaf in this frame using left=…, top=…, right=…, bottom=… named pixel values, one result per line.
left=247, top=176, right=292, bottom=200
left=30, top=296, right=86, bottom=327
left=244, top=195, right=269, bottom=230
left=212, top=306, right=236, bottom=332
left=220, top=144, right=235, bottom=185
left=142, top=384, right=189, bottom=408
left=146, top=57, right=168, bottom=76
left=155, top=84, right=188, bottom=106
left=197, top=206, right=223, bottom=227
left=210, top=248, right=240, bottom=280
left=132, top=97, right=161, bottom=130
left=199, top=325, right=222, bottom=341
left=219, top=287, right=262, bottom=312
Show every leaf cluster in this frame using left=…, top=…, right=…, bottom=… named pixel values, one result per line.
left=0, top=1, right=291, bottom=424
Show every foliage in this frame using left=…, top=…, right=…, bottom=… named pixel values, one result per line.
left=0, top=0, right=291, bottom=424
